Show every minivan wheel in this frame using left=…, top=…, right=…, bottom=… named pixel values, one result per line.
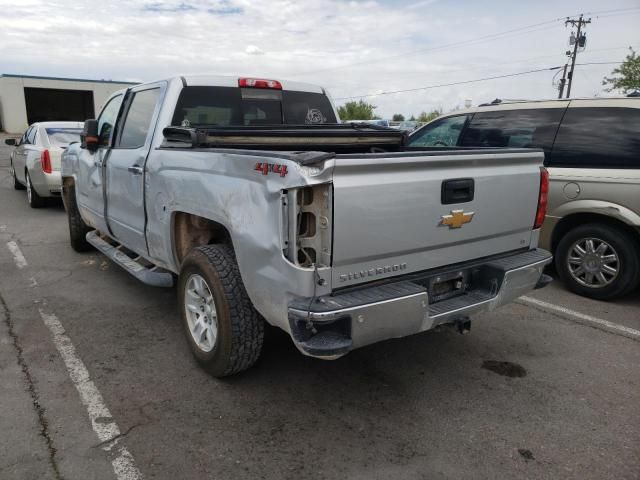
left=178, top=244, right=264, bottom=377
left=11, top=162, right=25, bottom=190
left=555, top=223, right=640, bottom=300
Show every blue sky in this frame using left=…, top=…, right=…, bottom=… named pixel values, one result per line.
left=1, top=0, right=638, bottom=117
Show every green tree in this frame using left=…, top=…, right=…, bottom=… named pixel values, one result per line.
left=337, top=100, right=378, bottom=121
left=603, top=47, right=640, bottom=93
left=392, top=113, right=405, bottom=121
left=417, top=109, right=442, bottom=123
left=409, top=114, right=416, bottom=121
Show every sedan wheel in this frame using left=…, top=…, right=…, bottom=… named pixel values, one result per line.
left=26, top=173, right=32, bottom=203
left=26, top=171, right=46, bottom=208
left=11, top=162, right=26, bottom=190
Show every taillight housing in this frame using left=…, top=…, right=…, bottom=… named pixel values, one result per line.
left=534, top=167, right=549, bottom=229
left=41, top=149, right=52, bottom=174
left=238, top=77, right=282, bottom=89
left=282, top=184, right=332, bottom=268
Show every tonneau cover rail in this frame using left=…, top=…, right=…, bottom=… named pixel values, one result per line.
left=162, top=124, right=406, bottom=150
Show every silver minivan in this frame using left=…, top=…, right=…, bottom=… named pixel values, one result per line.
left=408, top=97, right=640, bottom=300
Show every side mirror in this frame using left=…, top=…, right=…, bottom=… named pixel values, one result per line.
left=81, top=119, right=99, bottom=151
left=4, top=138, right=16, bottom=146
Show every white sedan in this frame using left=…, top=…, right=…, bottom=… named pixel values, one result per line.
left=6, top=121, right=83, bottom=208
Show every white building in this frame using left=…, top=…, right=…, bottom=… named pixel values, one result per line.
left=0, top=74, right=137, bottom=134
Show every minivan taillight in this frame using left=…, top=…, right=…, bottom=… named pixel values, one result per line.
left=41, top=149, right=52, bottom=174
left=534, top=167, right=549, bottom=229
left=238, top=77, right=282, bottom=89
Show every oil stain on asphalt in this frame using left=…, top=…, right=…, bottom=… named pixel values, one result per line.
left=482, top=360, right=527, bottom=378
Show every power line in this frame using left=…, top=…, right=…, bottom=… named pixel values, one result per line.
left=334, top=62, right=621, bottom=101
left=325, top=45, right=638, bottom=90
left=295, top=22, right=561, bottom=76
left=293, top=7, right=639, bottom=77
left=582, top=7, right=640, bottom=16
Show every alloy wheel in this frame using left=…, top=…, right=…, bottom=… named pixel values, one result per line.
left=184, top=274, right=218, bottom=353
left=567, top=237, right=619, bottom=288
left=26, top=173, right=32, bottom=204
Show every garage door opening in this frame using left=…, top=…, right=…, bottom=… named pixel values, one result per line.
left=24, top=87, right=94, bottom=124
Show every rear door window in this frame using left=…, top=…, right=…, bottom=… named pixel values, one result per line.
left=460, top=108, right=565, bottom=150
left=408, top=115, right=468, bottom=147
left=171, top=86, right=337, bottom=127
left=548, top=107, right=640, bottom=168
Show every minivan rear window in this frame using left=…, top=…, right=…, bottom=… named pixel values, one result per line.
left=460, top=108, right=565, bottom=151
left=548, top=107, right=640, bottom=169
left=171, top=86, right=337, bottom=127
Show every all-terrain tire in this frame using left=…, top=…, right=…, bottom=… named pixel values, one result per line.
left=555, top=223, right=640, bottom=300
left=178, top=244, right=264, bottom=377
left=63, top=183, right=93, bottom=252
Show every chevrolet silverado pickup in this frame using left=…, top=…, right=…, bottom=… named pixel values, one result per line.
left=61, top=75, right=552, bottom=377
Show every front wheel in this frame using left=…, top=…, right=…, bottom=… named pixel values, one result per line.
left=11, top=161, right=25, bottom=190
left=555, top=223, right=640, bottom=300
left=178, top=244, right=264, bottom=377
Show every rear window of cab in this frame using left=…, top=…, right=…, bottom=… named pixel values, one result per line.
left=171, top=86, right=337, bottom=127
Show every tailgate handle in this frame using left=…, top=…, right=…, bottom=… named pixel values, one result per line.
left=441, top=178, right=474, bottom=204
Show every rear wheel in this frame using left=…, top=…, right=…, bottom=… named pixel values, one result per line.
left=11, top=161, right=25, bottom=190
left=26, top=171, right=46, bottom=208
left=555, top=223, right=640, bottom=300
left=63, top=183, right=93, bottom=252
left=178, top=244, right=264, bottom=377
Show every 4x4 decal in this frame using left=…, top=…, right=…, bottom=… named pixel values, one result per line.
left=254, top=162, right=288, bottom=177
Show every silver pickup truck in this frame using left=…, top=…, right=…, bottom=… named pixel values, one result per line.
left=61, top=75, right=552, bottom=376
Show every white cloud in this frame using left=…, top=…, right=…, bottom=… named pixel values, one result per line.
left=0, top=0, right=638, bottom=117
left=245, top=44, right=265, bottom=55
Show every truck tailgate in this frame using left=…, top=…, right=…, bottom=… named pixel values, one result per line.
left=331, top=150, right=544, bottom=287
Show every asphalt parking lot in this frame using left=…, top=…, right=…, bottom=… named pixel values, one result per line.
left=1, top=135, right=638, bottom=480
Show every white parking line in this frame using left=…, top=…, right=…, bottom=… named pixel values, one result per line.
left=39, top=310, right=143, bottom=480
left=6, top=241, right=27, bottom=269
left=5, top=240, right=142, bottom=480
left=520, top=296, right=640, bottom=340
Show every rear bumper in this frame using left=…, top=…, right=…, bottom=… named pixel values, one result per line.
left=288, top=248, right=552, bottom=358
left=30, top=169, right=62, bottom=197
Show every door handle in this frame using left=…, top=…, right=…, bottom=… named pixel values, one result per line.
left=128, top=165, right=143, bottom=175
left=441, top=178, right=475, bottom=204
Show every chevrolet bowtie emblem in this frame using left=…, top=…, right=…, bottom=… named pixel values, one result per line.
left=440, top=209, right=474, bottom=229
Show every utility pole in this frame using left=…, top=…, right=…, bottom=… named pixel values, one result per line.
left=557, top=63, right=568, bottom=99
left=564, top=14, right=591, bottom=98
